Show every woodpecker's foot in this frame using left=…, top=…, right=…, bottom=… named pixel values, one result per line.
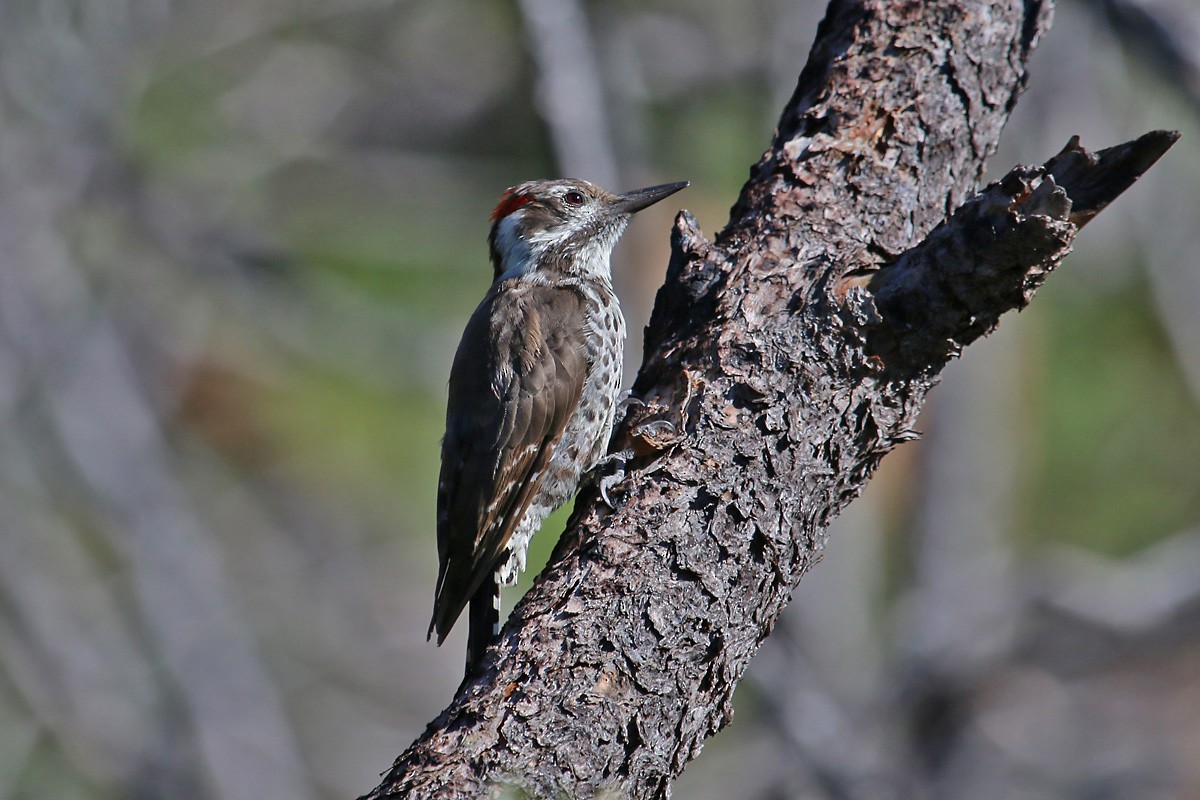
left=586, top=448, right=633, bottom=508
left=626, top=419, right=681, bottom=453
left=589, top=416, right=682, bottom=508
left=598, top=453, right=630, bottom=508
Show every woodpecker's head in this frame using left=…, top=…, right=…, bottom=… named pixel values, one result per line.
left=487, top=178, right=688, bottom=282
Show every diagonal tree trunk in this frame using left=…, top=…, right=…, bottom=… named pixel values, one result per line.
left=364, top=1, right=1177, bottom=797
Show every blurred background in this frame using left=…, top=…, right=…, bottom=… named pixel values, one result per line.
left=0, top=0, right=1196, bottom=798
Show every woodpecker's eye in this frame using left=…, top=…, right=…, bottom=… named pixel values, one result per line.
left=563, top=191, right=585, bottom=207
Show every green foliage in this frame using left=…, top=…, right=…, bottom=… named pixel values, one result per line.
left=654, top=86, right=774, bottom=200
left=12, top=740, right=113, bottom=800
left=260, top=359, right=444, bottom=533
left=1026, top=274, right=1200, bottom=556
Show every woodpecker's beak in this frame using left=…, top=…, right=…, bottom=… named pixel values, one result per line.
left=613, top=181, right=689, bottom=215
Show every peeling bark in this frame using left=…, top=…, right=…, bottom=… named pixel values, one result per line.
left=363, top=1, right=1177, bottom=798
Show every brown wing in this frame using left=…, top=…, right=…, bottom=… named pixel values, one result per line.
left=429, top=283, right=587, bottom=643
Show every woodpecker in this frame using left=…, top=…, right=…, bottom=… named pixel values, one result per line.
left=428, top=177, right=688, bottom=671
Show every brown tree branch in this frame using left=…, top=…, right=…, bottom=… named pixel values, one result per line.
left=866, top=130, right=1180, bottom=373
left=364, top=1, right=1177, bottom=797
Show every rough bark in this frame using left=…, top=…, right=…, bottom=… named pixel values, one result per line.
left=364, top=1, right=1177, bottom=797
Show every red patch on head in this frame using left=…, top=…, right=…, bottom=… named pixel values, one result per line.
left=490, top=188, right=534, bottom=221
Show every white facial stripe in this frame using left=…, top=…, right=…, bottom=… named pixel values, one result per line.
left=494, top=212, right=533, bottom=281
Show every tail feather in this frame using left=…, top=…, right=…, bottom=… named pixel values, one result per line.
left=465, top=574, right=500, bottom=674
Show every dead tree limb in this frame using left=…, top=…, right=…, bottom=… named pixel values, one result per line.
left=364, top=1, right=1177, bottom=797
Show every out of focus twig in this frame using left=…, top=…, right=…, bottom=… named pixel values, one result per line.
left=516, top=0, right=620, bottom=187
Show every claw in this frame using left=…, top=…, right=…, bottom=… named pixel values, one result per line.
left=599, top=469, right=621, bottom=508
left=590, top=395, right=685, bottom=510
left=590, top=448, right=631, bottom=509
